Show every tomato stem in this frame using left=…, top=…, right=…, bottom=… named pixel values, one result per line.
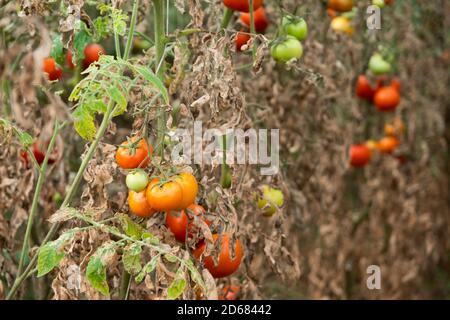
left=16, top=120, right=62, bottom=281
left=124, top=0, right=140, bottom=60
left=221, top=7, right=234, bottom=30
left=249, top=0, right=257, bottom=59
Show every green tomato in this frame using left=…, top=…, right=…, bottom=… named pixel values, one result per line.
left=126, top=170, right=149, bottom=192
left=372, top=0, right=385, bottom=8
left=368, top=53, right=391, bottom=75
left=282, top=16, right=308, bottom=41
left=270, top=36, right=303, bottom=62
left=257, top=185, right=284, bottom=217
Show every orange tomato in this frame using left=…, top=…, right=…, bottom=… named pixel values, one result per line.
left=42, top=57, right=62, bottom=81
left=146, top=178, right=183, bottom=212
left=223, top=0, right=263, bottom=13
left=328, top=0, right=353, bottom=12
left=128, top=190, right=156, bottom=218
left=240, top=7, right=268, bottom=33
left=116, top=137, right=152, bottom=169
left=374, top=86, right=400, bottom=111
left=377, top=136, right=399, bottom=154
left=166, top=204, right=210, bottom=243
left=356, top=75, right=375, bottom=101
left=349, top=144, right=371, bottom=167
left=194, top=233, right=243, bottom=278
left=236, top=30, right=251, bottom=52
left=174, top=172, right=199, bottom=210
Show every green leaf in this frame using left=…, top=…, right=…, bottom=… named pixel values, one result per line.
left=132, top=65, right=169, bottom=104
left=107, top=86, right=127, bottom=116
left=122, top=243, right=142, bottom=275
left=164, top=253, right=177, bottom=263
left=135, top=255, right=159, bottom=283
left=51, top=36, right=64, bottom=66
left=167, top=277, right=186, bottom=300
left=37, top=243, right=65, bottom=277
left=73, top=22, right=92, bottom=61
left=18, top=132, right=33, bottom=148
left=142, top=232, right=159, bottom=245
left=86, top=256, right=109, bottom=296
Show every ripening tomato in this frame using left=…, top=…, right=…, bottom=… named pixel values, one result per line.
left=223, top=0, right=263, bottom=13
left=194, top=233, right=243, bottom=278
left=374, top=86, right=400, bottom=111
left=330, top=16, right=354, bottom=35
left=82, top=43, right=105, bottom=69
left=146, top=178, right=183, bottom=212
left=328, top=0, right=353, bottom=12
left=116, top=137, right=152, bottom=169
left=240, top=7, right=268, bottom=33
left=219, top=285, right=240, bottom=300
left=42, top=58, right=63, bottom=81
left=174, top=172, right=199, bottom=210
left=356, top=75, right=376, bottom=101
left=166, top=204, right=210, bottom=243
left=377, top=136, right=399, bottom=154
left=66, top=51, right=75, bottom=69
left=235, top=30, right=251, bottom=52
left=282, top=16, right=308, bottom=41
left=270, top=36, right=303, bottom=62
left=126, top=170, right=149, bottom=192
left=128, top=190, right=156, bottom=218
left=349, top=144, right=371, bottom=167
left=390, top=78, right=401, bottom=92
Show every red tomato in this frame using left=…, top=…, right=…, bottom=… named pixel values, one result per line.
left=223, top=0, right=263, bottom=13
left=377, top=136, right=399, bottom=154
left=82, top=43, right=105, bottom=69
left=219, top=285, right=240, bottom=300
left=166, top=204, right=210, bottom=243
left=239, top=7, right=268, bottom=33
left=349, top=144, right=371, bottom=167
left=115, top=137, right=152, bottom=169
left=235, top=30, right=251, bottom=52
left=355, top=75, right=375, bottom=101
left=42, top=58, right=62, bottom=81
left=194, top=233, right=243, bottom=278
left=374, top=86, right=400, bottom=111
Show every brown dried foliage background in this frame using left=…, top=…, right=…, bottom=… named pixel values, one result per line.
left=1, top=0, right=450, bottom=299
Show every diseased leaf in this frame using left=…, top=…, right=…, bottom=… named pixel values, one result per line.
left=107, top=86, right=127, bottom=116
left=185, top=259, right=205, bottom=290
left=120, top=215, right=144, bottom=240
left=72, top=105, right=96, bottom=140
left=135, top=255, right=159, bottom=283
left=37, top=243, right=65, bottom=277
left=51, top=36, right=64, bottom=66
left=167, top=277, right=186, bottom=300
left=122, top=243, right=142, bottom=275
left=86, top=256, right=109, bottom=296
left=164, top=253, right=177, bottom=263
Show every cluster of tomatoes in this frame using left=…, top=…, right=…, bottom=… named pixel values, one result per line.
left=328, top=0, right=394, bottom=36
left=270, top=14, right=308, bottom=63
left=115, top=136, right=243, bottom=279
left=350, top=51, right=405, bottom=168
left=42, top=43, right=105, bottom=81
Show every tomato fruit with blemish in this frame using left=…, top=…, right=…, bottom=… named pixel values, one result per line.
left=166, top=204, right=210, bottom=242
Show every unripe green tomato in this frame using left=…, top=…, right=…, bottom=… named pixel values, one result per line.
left=270, top=36, right=303, bottom=62
left=368, top=53, right=391, bottom=75
left=282, top=16, right=308, bottom=41
left=126, top=170, right=149, bottom=192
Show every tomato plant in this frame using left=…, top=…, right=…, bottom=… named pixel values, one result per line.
left=165, top=204, right=209, bottom=243
left=282, top=16, right=308, bottom=41
left=126, top=170, right=149, bottom=192
left=194, top=233, right=243, bottom=278
left=146, top=178, right=183, bottom=212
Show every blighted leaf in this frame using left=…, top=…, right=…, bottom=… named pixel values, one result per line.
left=73, top=22, right=92, bottom=62
left=122, top=243, right=142, bottom=275
left=132, top=65, right=169, bottom=104
left=164, top=253, right=177, bottom=263
left=72, top=104, right=96, bottom=140
left=184, top=258, right=205, bottom=290
left=86, top=256, right=109, bottom=296
left=142, top=232, right=159, bottom=245
left=108, top=86, right=127, bottom=116
left=37, top=243, right=65, bottom=277
left=135, top=255, right=159, bottom=283
left=48, top=207, right=77, bottom=224
left=119, top=215, right=144, bottom=240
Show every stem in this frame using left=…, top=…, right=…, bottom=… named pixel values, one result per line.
left=153, top=0, right=167, bottom=159
left=221, top=7, right=234, bottom=29
left=119, top=270, right=131, bottom=300
left=114, top=31, right=122, bottom=59
left=6, top=103, right=115, bottom=300
left=220, top=134, right=231, bottom=188
left=249, top=0, right=256, bottom=59
left=16, top=121, right=61, bottom=278
left=124, top=0, right=140, bottom=60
